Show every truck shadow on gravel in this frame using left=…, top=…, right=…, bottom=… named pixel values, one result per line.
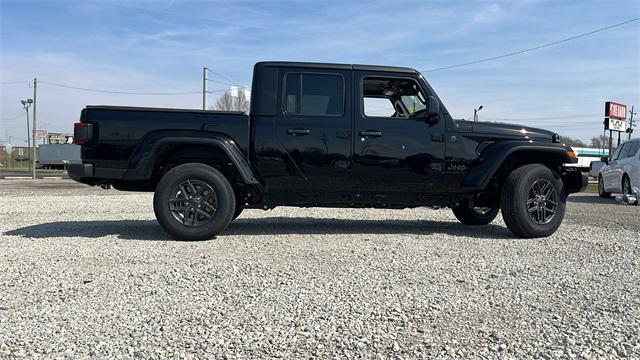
left=5, top=217, right=512, bottom=241
left=567, top=195, right=617, bottom=205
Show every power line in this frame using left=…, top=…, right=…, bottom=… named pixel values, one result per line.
left=206, top=78, right=238, bottom=86
left=1, top=113, right=26, bottom=121
left=0, top=81, right=30, bottom=85
left=39, top=80, right=203, bottom=95
left=205, top=68, right=241, bottom=86
left=480, top=113, right=601, bottom=121
left=424, top=17, right=640, bottom=73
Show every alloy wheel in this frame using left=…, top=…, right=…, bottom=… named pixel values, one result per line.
left=526, top=179, right=557, bottom=225
left=169, top=179, right=217, bottom=227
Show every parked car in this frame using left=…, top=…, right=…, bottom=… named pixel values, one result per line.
left=598, top=138, right=640, bottom=198
left=70, top=61, right=587, bottom=240
left=589, top=160, right=605, bottom=178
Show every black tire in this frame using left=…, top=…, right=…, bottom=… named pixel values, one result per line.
left=452, top=205, right=499, bottom=225
left=500, top=164, right=566, bottom=238
left=598, top=175, right=611, bottom=198
left=153, top=163, right=236, bottom=241
left=232, top=206, right=244, bottom=220
left=622, top=175, right=632, bottom=195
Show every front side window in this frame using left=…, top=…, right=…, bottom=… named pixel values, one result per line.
left=284, top=73, right=344, bottom=116
left=612, top=144, right=627, bottom=160
left=624, top=141, right=640, bottom=157
left=363, top=97, right=395, bottom=117
left=362, top=77, right=426, bottom=118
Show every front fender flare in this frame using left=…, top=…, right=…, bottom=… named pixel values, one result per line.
left=462, top=141, right=572, bottom=190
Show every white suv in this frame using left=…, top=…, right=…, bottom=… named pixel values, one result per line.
left=598, top=138, right=640, bottom=198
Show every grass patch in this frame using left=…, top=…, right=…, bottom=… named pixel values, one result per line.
left=585, top=183, right=598, bottom=193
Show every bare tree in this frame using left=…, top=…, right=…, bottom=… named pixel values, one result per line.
left=558, top=135, right=586, bottom=147
left=212, top=90, right=250, bottom=113
left=234, top=90, right=249, bottom=113
left=590, top=135, right=608, bottom=149
left=213, top=92, right=234, bottom=111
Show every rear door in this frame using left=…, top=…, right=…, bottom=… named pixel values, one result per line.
left=275, top=68, right=352, bottom=188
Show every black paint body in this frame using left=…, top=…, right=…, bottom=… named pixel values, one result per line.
left=70, top=62, right=586, bottom=209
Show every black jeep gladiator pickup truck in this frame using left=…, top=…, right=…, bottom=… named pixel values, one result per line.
left=70, top=61, right=587, bottom=240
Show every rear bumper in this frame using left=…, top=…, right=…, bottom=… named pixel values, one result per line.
left=68, top=163, right=94, bottom=184
left=562, top=168, right=588, bottom=194
left=68, top=163, right=126, bottom=185
left=69, top=163, right=93, bottom=178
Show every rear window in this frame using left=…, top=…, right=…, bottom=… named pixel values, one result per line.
left=284, top=73, right=344, bottom=116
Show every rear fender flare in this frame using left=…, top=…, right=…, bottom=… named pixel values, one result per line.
left=127, top=131, right=259, bottom=185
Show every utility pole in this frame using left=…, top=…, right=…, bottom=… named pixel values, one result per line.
left=628, top=106, right=636, bottom=140
left=202, top=67, right=208, bottom=110
left=8, top=136, right=12, bottom=168
left=21, top=99, right=33, bottom=172
left=32, top=77, right=37, bottom=179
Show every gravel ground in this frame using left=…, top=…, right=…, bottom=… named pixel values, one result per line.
left=0, top=180, right=638, bottom=359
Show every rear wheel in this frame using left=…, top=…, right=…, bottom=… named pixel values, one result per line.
left=598, top=175, right=611, bottom=198
left=153, top=163, right=235, bottom=241
left=452, top=205, right=499, bottom=225
left=500, top=164, right=566, bottom=238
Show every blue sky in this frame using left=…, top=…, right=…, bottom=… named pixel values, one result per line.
left=1, top=0, right=638, bottom=146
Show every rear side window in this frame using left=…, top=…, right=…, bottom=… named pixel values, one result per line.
left=284, top=73, right=344, bottom=116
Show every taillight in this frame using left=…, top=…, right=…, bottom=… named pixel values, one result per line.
left=73, top=122, right=91, bottom=145
left=566, top=148, right=577, bottom=159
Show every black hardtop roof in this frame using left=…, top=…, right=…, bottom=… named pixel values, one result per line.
left=256, top=61, right=419, bottom=74
left=85, top=105, right=245, bottom=115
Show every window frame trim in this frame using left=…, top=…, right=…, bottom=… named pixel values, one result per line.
left=281, top=71, right=346, bottom=117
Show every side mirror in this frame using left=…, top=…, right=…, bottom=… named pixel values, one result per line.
left=427, top=96, right=439, bottom=118
left=601, top=156, right=609, bottom=165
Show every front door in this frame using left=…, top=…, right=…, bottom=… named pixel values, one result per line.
left=351, top=71, right=446, bottom=194
left=604, top=143, right=626, bottom=192
left=274, top=68, right=352, bottom=188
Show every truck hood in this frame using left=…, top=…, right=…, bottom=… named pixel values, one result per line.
left=462, top=120, right=557, bottom=141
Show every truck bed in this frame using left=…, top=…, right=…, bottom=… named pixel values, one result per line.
left=79, top=106, right=250, bottom=170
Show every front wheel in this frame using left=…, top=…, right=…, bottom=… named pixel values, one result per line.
left=622, top=175, right=632, bottom=195
left=598, top=175, right=611, bottom=198
left=500, top=164, right=566, bottom=238
left=452, top=205, right=499, bottom=225
left=153, top=163, right=236, bottom=241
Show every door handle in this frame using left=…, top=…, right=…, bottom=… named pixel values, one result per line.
left=360, top=130, right=383, bottom=138
left=287, top=128, right=311, bottom=136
